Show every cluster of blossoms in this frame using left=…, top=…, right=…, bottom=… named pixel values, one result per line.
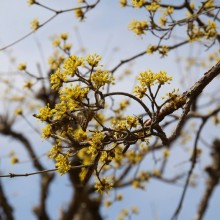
left=94, top=177, right=113, bottom=194
left=112, top=115, right=140, bottom=131
left=30, top=18, right=39, bottom=31
left=134, top=70, right=172, bottom=98
left=144, top=44, right=170, bottom=57
left=50, top=54, right=114, bottom=91
left=32, top=45, right=173, bottom=193
left=52, top=32, right=72, bottom=51
left=34, top=53, right=116, bottom=176
left=128, top=19, right=148, bottom=36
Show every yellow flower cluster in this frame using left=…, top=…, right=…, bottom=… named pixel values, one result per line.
left=73, top=128, right=88, bottom=141
left=119, top=0, right=127, bottom=7
left=10, top=156, right=19, bottom=165
left=134, top=70, right=172, bottom=97
left=50, top=68, right=68, bottom=90
left=131, top=0, right=145, bottom=8
left=61, top=32, right=68, bottom=40
left=86, top=53, right=102, bottom=67
left=15, top=108, right=23, bottom=115
left=27, top=0, right=36, bottom=5
left=94, top=178, right=113, bottom=194
left=159, top=16, right=167, bottom=26
left=112, top=115, right=139, bottom=131
left=36, top=105, right=53, bottom=121
left=137, top=70, right=156, bottom=87
left=18, top=63, right=27, bottom=71
left=52, top=33, right=71, bottom=51
left=165, top=6, right=174, bottom=15
left=42, top=124, right=52, bottom=138
left=30, top=18, right=39, bottom=31
left=204, top=0, right=214, bottom=8
left=91, top=69, right=115, bottom=88
left=146, top=2, right=160, bottom=12
left=78, top=148, right=93, bottom=166
left=138, top=171, right=150, bottom=181
left=52, top=37, right=61, bottom=47
left=48, top=52, right=65, bottom=70
left=126, top=150, right=142, bottom=164
left=206, top=20, right=217, bottom=38
left=89, top=131, right=104, bottom=155
left=74, top=8, right=84, bottom=20
left=112, top=147, right=123, bottom=168
left=159, top=45, right=169, bottom=56
left=63, top=55, right=84, bottom=76
left=133, top=85, right=147, bottom=98
left=128, top=19, right=148, bottom=35
left=48, top=144, right=61, bottom=159
left=60, top=85, right=89, bottom=103
left=146, top=45, right=158, bottom=54
left=55, top=152, right=71, bottom=175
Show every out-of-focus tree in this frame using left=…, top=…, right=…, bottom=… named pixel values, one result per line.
left=0, top=1, right=220, bottom=220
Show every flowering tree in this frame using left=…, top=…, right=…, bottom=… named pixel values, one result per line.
left=0, top=1, right=220, bottom=220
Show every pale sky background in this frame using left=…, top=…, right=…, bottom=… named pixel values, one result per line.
left=0, top=1, right=220, bottom=220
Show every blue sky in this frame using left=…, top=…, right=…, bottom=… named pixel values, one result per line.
left=0, top=1, right=220, bottom=220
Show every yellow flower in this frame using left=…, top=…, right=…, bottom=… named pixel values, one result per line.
left=91, top=69, right=115, bottom=88
left=146, top=2, right=160, bottom=12
left=60, top=85, right=89, bottom=102
left=104, top=200, right=112, bottom=208
left=119, top=0, right=127, bottom=7
left=128, top=19, right=148, bottom=35
left=159, top=45, right=169, bottom=56
left=18, top=63, right=26, bottom=71
left=52, top=37, right=61, bottom=47
left=73, top=128, right=88, bottom=141
left=42, top=124, right=52, bottom=138
left=126, top=115, right=139, bottom=128
left=132, top=180, right=142, bottom=188
left=153, top=169, right=161, bottom=177
left=27, top=0, right=36, bottom=6
left=23, top=81, right=33, bottom=89
left=74, top=8, right=84, bottom=20
left=55, top=152, right=71, bottom=175
left=131, top=0, right=145, bottom=8
left=50, top=68, right=68, bottom=90
left=165, top=6, right=174, bottom=15
left=89, top=131, right=104, bottom=155
left=86, top=53, right=102, bottom=67
left=30, top=18, right=39, bottom=31
left=159, top=16, right=167, bottom=26
left=48, top=144, right=61, bottom=159
left=131, top=207, right=139, bottom=214
left=163, top=148, right=170, bottom=158
left=137, top=70, right=155, bottom=87
left=63, top=55, right=84, bottom=76
left=155, top=71, right=172, bottom=85
left=146, top=45, right=157, bottom=54
left=116, top=194, right=123, bottom=201
left=63, top=43, right=72, bottom=51
left=204, top=0, right=214, bottom=8
left=10, top=156, right=19, bottom=165
left=119, top=99, right=130, bottom=110
left=206, top=20, right=217, bottom=38
left=95, top=178, right=113, bottom=194
left=133, top=85, right=147, bottom=98
left=36, top=104, right=53, bottom=121
left=138, top=171, right=150, bottom=181
left=60, top=32, right=68, bottom=40
left=190, top=1, right=195, bottom=10
left=15, top=108, right=23, bottom=115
